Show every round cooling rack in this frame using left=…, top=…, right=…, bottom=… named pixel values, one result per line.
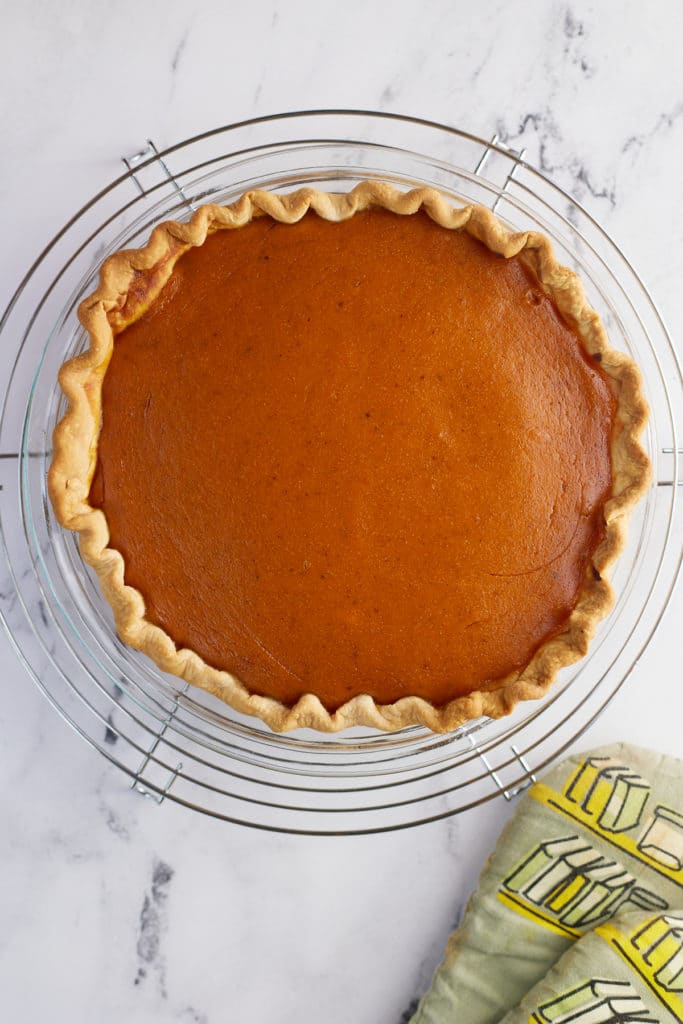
left=0, top=111, right=680, bottom=835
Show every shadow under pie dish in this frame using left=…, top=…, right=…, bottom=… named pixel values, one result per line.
left=48, top=181, right=650, bottom=733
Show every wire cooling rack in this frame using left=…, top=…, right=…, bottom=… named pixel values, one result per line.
left=0, top=111, right=680, bottom=835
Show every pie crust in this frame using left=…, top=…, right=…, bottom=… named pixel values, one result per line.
left=49, top=181, right=650, bottom=733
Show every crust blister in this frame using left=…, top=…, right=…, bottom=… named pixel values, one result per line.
left=48, top=181, right=651, bottom=733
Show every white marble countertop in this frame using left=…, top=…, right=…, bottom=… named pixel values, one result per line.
left=1, top=3, right=681, bottom=1021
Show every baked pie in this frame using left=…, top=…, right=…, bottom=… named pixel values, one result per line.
left=49, top=181, right=650, bottom=732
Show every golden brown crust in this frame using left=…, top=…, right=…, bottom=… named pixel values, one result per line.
left=48, top=181, right=651, bottom=733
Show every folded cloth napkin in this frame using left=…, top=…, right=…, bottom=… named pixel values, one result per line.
left=410, top=744, right=683, bottom=1024
left=498, top=907, right=683, bottom=1024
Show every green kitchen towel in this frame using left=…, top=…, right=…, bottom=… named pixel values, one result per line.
left=411, top=744, right=683, bottom=1024
left=498, top=908, right=683, bottom=1023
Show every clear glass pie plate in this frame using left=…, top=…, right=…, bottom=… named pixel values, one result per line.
left=0, top=110, right=680, bottom=834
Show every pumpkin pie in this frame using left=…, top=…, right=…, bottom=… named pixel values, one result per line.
left=48, top=182, right=650, bottom=732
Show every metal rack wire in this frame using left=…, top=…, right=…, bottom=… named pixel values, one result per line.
left=0, top=111, right=680, bottom=834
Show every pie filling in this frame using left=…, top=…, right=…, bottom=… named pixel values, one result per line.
left=89, top=208, right=615, bottom=711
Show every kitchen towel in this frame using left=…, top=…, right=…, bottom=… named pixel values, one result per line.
left=410, top=744, right=683, bottom=1024
left=498, top=908, right=683, bottom=1023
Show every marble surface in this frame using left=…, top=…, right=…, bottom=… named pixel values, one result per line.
left=1, top=2, right=681, bottom=1021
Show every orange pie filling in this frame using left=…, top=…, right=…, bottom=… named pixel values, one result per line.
left=88, top=208, right=616, bottom=712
